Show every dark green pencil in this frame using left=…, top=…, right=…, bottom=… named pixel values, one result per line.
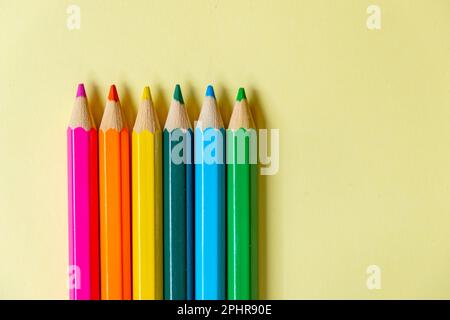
left=163, top=84, right=194, bottom=300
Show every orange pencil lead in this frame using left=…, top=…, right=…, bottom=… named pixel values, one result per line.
left=108, top=85, right=119, bottom=101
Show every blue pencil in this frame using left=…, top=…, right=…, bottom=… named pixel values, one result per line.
left=195, top=85, right=226, bottom=300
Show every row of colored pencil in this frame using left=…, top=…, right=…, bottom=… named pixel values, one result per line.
left=67, top=83, right=258, bottom=300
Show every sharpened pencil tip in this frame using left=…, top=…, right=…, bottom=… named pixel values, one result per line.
left=205, top=85, right=215, bottom=98
left=173, top=84, right=184, bottom=104
left=236, top=87, right=246, bottom=101
left=141, top=86, right=151, bottom=101
left=76, top=83, right=86, bottom=98
left=108, top=85, right=119, bottom=102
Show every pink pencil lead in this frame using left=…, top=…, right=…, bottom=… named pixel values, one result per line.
left=76, top=83, right=87, bottom=98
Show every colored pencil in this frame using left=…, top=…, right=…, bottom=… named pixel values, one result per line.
left=163, top=84, right=194, bottom=300
left=67, top=83, right=100, bottom=300
left=132, top=87, right=163, bottom=299
left=195, top=85, right=226, bottom=300
left=226, top=88, right=258, bottom=299
left=99, top=85, right=132, bottom=300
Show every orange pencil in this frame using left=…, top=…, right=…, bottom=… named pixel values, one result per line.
left=99, top=85, right=131, bottom=300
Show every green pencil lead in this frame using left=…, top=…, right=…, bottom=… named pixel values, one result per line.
left=173, top=84, right=184, bottom=104
left=236, top=87, right=247, bottom=101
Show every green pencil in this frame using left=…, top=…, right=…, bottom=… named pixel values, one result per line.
left=163, top=84, right=194, bottom=300
left=226, top=88, right=258, bottom=299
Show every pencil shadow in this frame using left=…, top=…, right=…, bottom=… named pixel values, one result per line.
left=120, top=83, right=138, bottom=130
left=185, top=83, right=201, bottom=126
left=216, top=84, right=233, bottom=126
left=87, top=82, right=104, bottom=128
left=249, top=87, right=268, bottom=300
left=153, top=85, right=169, bottom=127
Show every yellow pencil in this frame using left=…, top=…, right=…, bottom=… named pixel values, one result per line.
left=132, top=86, right=163, bottom=299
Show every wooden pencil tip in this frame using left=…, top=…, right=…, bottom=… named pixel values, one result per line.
left=236, top=87, right=247, bottom=101
left=108, top=84, right=119, bottom=101
left=141, top=86, right=151, bottom=101
left=76, top=83, right=86, bottom=98
left=173, top=84, right=184, bottom=104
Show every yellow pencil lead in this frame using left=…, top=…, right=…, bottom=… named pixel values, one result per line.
left=141, top=86, right=151, bottom=101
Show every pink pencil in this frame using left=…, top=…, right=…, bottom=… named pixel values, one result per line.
left=67, top=84, right=100, bottom=300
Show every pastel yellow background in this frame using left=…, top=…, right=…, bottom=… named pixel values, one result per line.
left=0, top=0, right=449, bottom=299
